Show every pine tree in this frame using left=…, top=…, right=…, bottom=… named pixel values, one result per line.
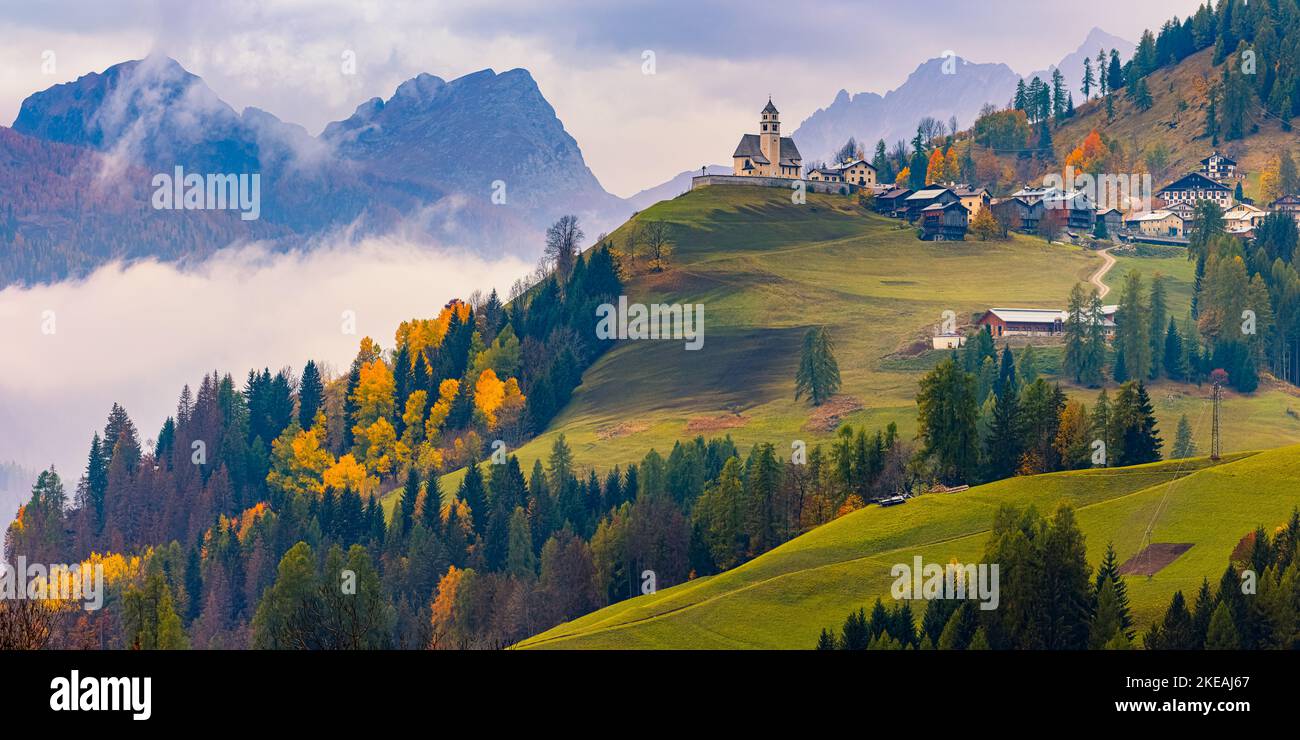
left=795, top=326, right=841, bottom=406
left=1082, top=57, right=1095, bottom=100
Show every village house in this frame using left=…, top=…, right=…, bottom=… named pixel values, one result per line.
left=990, top=196, right=1044, bottom=233
left=731, top=99, right=803, bottom=179
left=1126, top=210, right=1185, bottom=238
left=808, top=159, right=877, bottom=186
left=903, top=185, right=960, bottom=220
left=1272, top=194, right=1300, bottom=225
left=1224, top=202, right=1268, bottom=235
left=1096, top=208, right=1124, bottom=236
left=1041, top=189, right=1097, bottom=231
left=875, top=187, right=913, bottom=216
left=1010, top=185, right=1053, bottom=202
left=919, top=200, right=969, bottom=241
left=954, top=187, right=991, bottom=218
left=977, top=306, right=1117, bottom=338
left=1156, top=172, right=1234, bottom=209
left=1200, top=151, right=1238, bottom=180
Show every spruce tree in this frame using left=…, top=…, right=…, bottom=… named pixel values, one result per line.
left=1094, top=542, right=1133, bottom=638
left=399, top=468, right=419, bottom=537
left=795, top=326, right=841, bottom=406
left=1172, top=415, right=1197, bottom=458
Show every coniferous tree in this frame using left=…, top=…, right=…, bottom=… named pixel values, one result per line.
left=1204, top=601, right=1240, bottom=649
left=1094, top=542, right=1133, bottom=638
left=795, top=326, right=841, bottom=406
left=1172, top=415, right=1197, bottom=458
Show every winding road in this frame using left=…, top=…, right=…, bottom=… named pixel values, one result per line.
left=1090, top=247, right=1116, bottom=299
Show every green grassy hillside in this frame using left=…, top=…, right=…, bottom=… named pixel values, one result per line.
left=381, top=183, right=1300, bottom=520
left=517, top=444, right=1300, bottom=649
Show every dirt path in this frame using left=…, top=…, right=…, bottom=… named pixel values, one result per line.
left=1090, top=247, right=1116, bottom=299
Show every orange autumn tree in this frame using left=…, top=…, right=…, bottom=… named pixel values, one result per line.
left=1063, top=129, right=1108, bottom=177
left=926, top=148, right=947, bottom=183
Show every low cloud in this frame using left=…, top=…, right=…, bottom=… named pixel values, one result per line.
left=0, top=237, right=531, bottom=483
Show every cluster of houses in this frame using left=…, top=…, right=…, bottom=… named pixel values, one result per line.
left=876, top=151, right=1300, bottom=244
left=715, top=102, right=1300, bottom=244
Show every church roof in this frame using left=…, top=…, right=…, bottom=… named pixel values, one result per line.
left=778, top=136, right=801, bottom=165
left=732, top=134, right=802, bottom=165
left=762, top=98, right=779, bottom=114
left=732, top=134, right=769, bottom=164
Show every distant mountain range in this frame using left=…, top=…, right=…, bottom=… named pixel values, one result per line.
left=1025, top=27, right=1137, bottom=102
left=0, top=30, right=1137, bottom=287
left=1, top=56, right=631, bottom=286
left=792, top=27, right=1134, bottom=163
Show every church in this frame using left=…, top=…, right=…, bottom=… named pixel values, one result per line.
left=732, top=99, right=803, bottom=179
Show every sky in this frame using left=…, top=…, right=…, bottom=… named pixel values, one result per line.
left=0, top=0, right=1204, bottom=197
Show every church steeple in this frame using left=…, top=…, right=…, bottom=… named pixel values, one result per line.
left=760, top=97, right=781, bottom=172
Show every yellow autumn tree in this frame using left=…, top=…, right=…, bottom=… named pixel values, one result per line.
left=350, top=358, right=395, bottom=456
left=1260, top=160, right=1282, bottom=205
left=396, top=300, right=473, bottom=363
left=425, top=378, right=459, bottom=442
left=323, top=453, right=374, bottom=496
left=360, top=417, right=405, bottom=479
left=473, top=369, right=506, bottom=427
left=895, top=167, right=910, bottom=188
left=400, top=390, right=428, bottom=449
left=266, top=412, right=333, bottom=496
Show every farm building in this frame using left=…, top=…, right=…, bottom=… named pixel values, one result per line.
left=976, top=306, right=1117, bottom=338
left=1096, top=208, right=1124, bottom=235
left=875, top=187, right=913, bottom=216
left=904, top=186, right=959, bottom=220
left=919, top=200, right=968, bottom=241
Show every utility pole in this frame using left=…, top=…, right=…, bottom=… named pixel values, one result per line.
left=1210, top=368, right=1228, bottom=461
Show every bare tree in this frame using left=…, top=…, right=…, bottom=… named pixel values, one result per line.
left=0, top=600, right=53, bottom=650
left=622, top=222, right=643, bottom=270
left=918, top=116, right=946, bottom=146
left=641, top=221, right=674, bottom=272
left=544, top=215, right=584, bottom=282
